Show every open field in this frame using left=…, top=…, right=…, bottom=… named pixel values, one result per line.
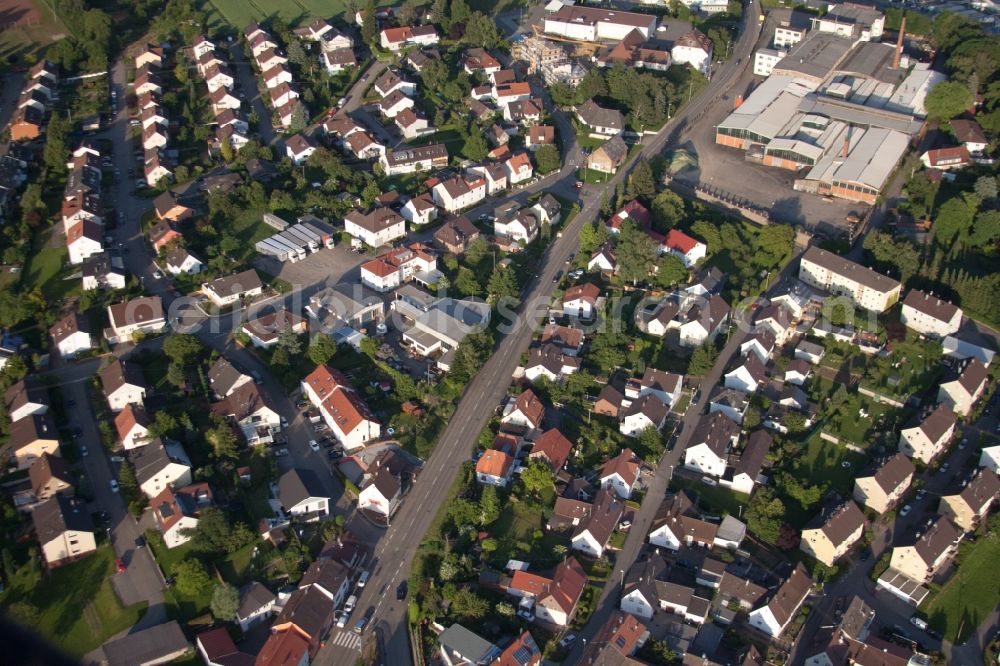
left=203, top=0, right=371, bottom=29
left=0, top=545, right=148, bottom=656
left=0, top=0, right=68, bottom=65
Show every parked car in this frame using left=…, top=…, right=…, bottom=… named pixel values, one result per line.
left=275, top=448, right=289, bottom=457
left=115, top=558, right=126, bottom=573
left=335, top=610, right=349, bottom=628
left=558, top=633, right=577, bottom=648
left=354, top=607, right=375, bottom=633
left=939, top=462, right=950, bottom=474
left=309, top=440, right=320, bottom=452
left=80, top=445, right=89, bottom=457
left=357, top=570, right=370, bottom=588
left=110, top=480, right=119, bottom=493
left=396, top=581, right=407, bottom=600
left=344, top=594, right=357, bottom=613
left=900, top=504, right=912, bottom=517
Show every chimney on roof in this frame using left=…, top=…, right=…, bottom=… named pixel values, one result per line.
left=892, top=17, right=906, bottom=69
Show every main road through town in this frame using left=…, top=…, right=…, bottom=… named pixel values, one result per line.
left=316, top=3, right=764, bottom=663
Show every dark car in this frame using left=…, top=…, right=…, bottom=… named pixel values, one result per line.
left=354, top=606, right=375, bottom=633
left=396, top=581, right=407, bottom=600
left=135, top=535, right=146, bottom=548
left=860, top=548, right=872, bottom=561
left=328, top=449, right=343, bottom=460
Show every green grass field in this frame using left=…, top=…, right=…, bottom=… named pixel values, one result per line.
left=0, top=545, right=147, bottom=656
left=792, top=432, right=868, bottom=495
left=20, top=244, right=80, bottom=301
left=204, top=0, right=370, bottom=29
left=0, top=0, right=69, bottom=68
left=924, top=536, right=1000, bottom=643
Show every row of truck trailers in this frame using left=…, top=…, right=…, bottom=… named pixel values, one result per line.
left=254, top=214, right=336, bottom=263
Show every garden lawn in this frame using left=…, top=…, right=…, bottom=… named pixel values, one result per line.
left=0, top=545, right=147, bottom=656
left=791, top=432, right=868, bottom=496
left=671, top=477, right=749, bottom=518
left=217, top=543, right=256, bottom=586
left=20, top=244, right=78, bottom=301
left=924, top=535, right=1000, bottom=643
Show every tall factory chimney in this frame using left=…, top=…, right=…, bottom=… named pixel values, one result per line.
left=892, top=17, right=906, bottom=70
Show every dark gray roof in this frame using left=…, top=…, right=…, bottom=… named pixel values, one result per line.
left=439, top=624, right=501, bottom=663
left=103, top=621, right=189, bottom=666
left=207, top=357, right=249, bottom=397
left=576, top=99, right=624, bottom=131
left=278, top=468, right=329, bottom=508
left=238, top=581, right=276, bottom=619
left=31, top=494, right=93, bottom=543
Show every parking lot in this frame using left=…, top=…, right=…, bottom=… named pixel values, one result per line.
left=254, top=241, right=367, bottom=293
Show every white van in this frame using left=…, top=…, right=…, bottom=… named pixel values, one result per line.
left=344, top=594, right=357, bottom=613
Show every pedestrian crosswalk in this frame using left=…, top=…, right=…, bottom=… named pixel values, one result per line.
left=330, top=629, right=363, bottom=651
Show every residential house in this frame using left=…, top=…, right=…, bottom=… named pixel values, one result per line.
left=527, top=557, right=588, bottom=626
left=432, top=174, right=487, bottom=212
left=676, top=295, right=730, bottom=348
left=209, top=87, right=241, bottom=113
left=237, top=581, right=277, bottom=633
left=722, top=429, right=771, bottom=494
left=500, top=389, right=545, bottom=434
left=373, top=68, right=415, bottom=97
left=648, top=491, right=719, bottom=551
left=684, top=412, right=740, bottom=478
left=525, top=344, right=581, bottom=383
left=322, top=47, right=357, bottom=73
left=951, top=118, right=988, bottom=155
left=358, top=450, right=409, bottom=518
left=433, top=215, right=479, bottom=254
left=494, top=205, right=540, bottom=245
left=255, top=626, right=310, bottom=666
left=152, top=190, right=193, bottom=222
left=149, top=219, right=182, bottom=254
left=8, top=414, right=59, bottom=470
left=196, top=628, right=252, bottom=666
left=588, top=243, right=618, bottom=274
left=344, top=208, right=406, bottom=248
left=106, top=296, right=165, bottom=343
left=476, top=443, right=516, bottom=487
left=242, top=308, right=308, bottom=348
left=380, top=143, right=448, bottom=175
left=571, top=487, right=624, bottom=557
left=979, top=445, right=1000, bottom=475
left=273, top=586, right=335, bottom=659
left=540, top=324, right=584, bottom=356
left=300, top=364, right=381, bottom=451
left=49, top=312, right=92, bottom=359
left=492, top=631, right=541, bottom=666
left=576, top=99, right=624, bottom=136
left=438, top=624, right=501, bottom=666
left=115, top=404, right=151, bottom=450
left=391, top=285, right=490, bottom=360
left=663, top=228, right=707, bottom=267
left=278, top=468, right=330, bottom=521
left=361, top=243, right=437, bottom=292
left=401, top=194, right=438, bottom=227
left=379, top=24, right=439, bottom=51
left=599, top=448, right=642, bottom=499
left=528, top=428, right=573, bottom=473
left=799, top=246, right=902, bottom=313
left=202, top=269, right=263, bottom=308
left=562, top=283, right=601, bottom=319
left=579, top=612, right=649, bottom=663
left=724, top=353, right=767, bottom=394
left=299, top=558, right=351, bottom=610
left=708, top=386, right=750, bottom=424
left=2, top=380, right=47, bottom=423
left=901, top=289, right=963, bottom=339
left=753, top=303, right=795, bottom=346
left=133, top=438, right=193, bottom=498
left=134, top=44, right=163, bottom=69
left=784, top=359, right=811, bottom=386
left=505, top=152, right=534, bottom=185
left=621, top=553, right=667, bottom=619
left=164, top=246, right=204, bottom=276
left=207, top=357, right=253, bottom=399
left=800, top=501, right=867, bottom=566
left=395, top=108, right=429, bottom=139
left=29, top=453, right=74, bottom=503
left=888, top=516, right=963, bottom=583
left=920, top=147, right=970, bottom=170
left=81, top=253, right=127, bottom=291
left=103, top=621, right=189, bottom=666
left=586, top=135, right=628, bottom=174
left=748, top=563, right=812, bottom=637
left=619, top=394, right=669, bottom=438
left=152, top=483, right=212, bottom=548
left=144, top=150, right=173, bottom=187
left=625, top=368, right=683, bottom=408
left=853, top=453, right=915, bottom=514
left=794, top=340, right=825, bottom=366
left=898, top=405, right=957, bottom=464
left=210, top=381, right=281, bottom=445
left=99, top=359, right=147, bottom=412
left=32, top=494, right=96, bottom=568
left=66, top=219, right=103, bottom=265
left=657, top=580, right=711, bottom=624
left=717, top=571, right=768, bottom=612
left=938, top=468, right=999, bottom=532
left=937, top=358, right=989, bottom=418
left=285, top=135, right=316, bottom=165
